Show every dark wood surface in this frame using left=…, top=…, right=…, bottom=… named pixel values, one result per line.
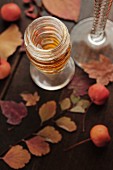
left=1, top=1, right=113, bottom=170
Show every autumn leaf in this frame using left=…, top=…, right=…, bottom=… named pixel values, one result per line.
left=20, top=92, right=40, bottom=106
left=0, top=100, right=28, bottom=125
left=67, top=70, right=92, bottom=96
left=59, top=98, right=71, bottom=111
left=42, top=0, right=81, bottom=21
left=25, top=136, right=50, bottom=156
left=37, top=126, right=62, bottom=143
left=82, top=55, right=113, bottom=85
left=2, top=145, right=31, bottom=169
left=0, top=24, right=22, bottom=60
left=39, top=101, right=56, bottom=123
left=70, top=99, right=91, bottom=113
left=56, top=116, right=77, bottom=132
left=70, top=93, right=80, bottom=104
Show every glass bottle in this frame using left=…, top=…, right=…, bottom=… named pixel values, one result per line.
left=24, top=16, right=75, bottom=90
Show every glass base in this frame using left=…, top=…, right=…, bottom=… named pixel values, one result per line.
left=30, top=57, right=75, bottom=91
left=71, top=17, right=113, bottom=67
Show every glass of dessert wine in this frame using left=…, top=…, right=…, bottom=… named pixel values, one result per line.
left=24, top=16, right=75, bottom=90
left=71, top=0, right=113, bottom=67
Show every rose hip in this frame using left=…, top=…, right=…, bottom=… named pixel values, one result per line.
left=90, top=124, right=111, bottom=147
left=0, top=58, right=11, bottom=79
left=88, top=83, right=109, bottom=105
left=1, top=3, right=21, bottom=22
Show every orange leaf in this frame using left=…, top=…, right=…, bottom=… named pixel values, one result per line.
left=25, top=136, right=50, bottom=156
left=37, top=126, right=62, bottom=143
left=42, top=0, right=81, bottom=21
left=0, top=24, right=23, bottom=60
left=56, top=116, right=77, bottom=132
left=82, top=55, right=113, bottom=85
left=20, top=92, right=40, bottom=106
left=39, top=101, right=56, bottom=123
left=2, top=145, right=31, bottom=169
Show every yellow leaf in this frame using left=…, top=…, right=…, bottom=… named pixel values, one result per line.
left=0, top=24, right=23, bottom=60
left=39, top=101, right=56, bottom=123
left=20, top=92, right=40, bottom=106
left=59, top=98, right=71, bottom=111
left=37, top=126, right=62, bottom=143
left=25, top=136, right=50, bottom=156
left=56, top=116, right=77, bottom=132
left=2, top=145, right=31, bottom=169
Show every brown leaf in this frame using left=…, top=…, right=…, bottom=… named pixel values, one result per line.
left=2, top=145, right=31, bottom=169
left=37, top=126, right=62, bottom=143
left=59, top=98, right=71, bottom=111
left=39, top=101, right=56, bottom=123
left=70, top=99, right=90, bottom=113
left=82, top=55, right=113, bottom=85
left=56, top=116, right=77, bottom=132
left=20, top=92, right=40, bottom=106
left=0, top=24, right=23, bottom=60
left=42, top=0, right=81, bottom=21
left=25, top=136, right=50, bottom=156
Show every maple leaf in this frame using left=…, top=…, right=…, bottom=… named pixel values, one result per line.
left=67, top=69, right=92, bottom=96
left=0, top=100, right=28, bottom=125
left=55, top=116, right=77, bottom=132
left=0, top=24, right=22, bottom=60
left=59, top=98, right=71, bottom=111
left=20, top=92, right=40, bottom=106
left=39, top=101, right=56, bottom=123
left=37, top=126, right=62, bottom=143
left=42, top=0, right=81, bottom=21
left=70, top=99, right=91, bottom=113
left=25, top=136, right=50, bottom=156
left=2, top=145, right=31, bottom=169
left=82, top=55, right=113, bottom=85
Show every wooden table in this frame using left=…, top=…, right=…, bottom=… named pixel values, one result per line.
left=1, top=1, right=113, bottom=170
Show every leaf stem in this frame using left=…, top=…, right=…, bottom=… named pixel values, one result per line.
left=64, top=138, right=91, bottom=151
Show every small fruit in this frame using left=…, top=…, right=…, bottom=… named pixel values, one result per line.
left=1, top=3, right=21, bottom=22
left=88, top=83, right=109, bottom=105
left=90, top=124, right=111, bottom=147
left=0, top=58, right=11, bottom=79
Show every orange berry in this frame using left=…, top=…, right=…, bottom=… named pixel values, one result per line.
left=1, top=3, right=21, bottom=22
left=88, top=83, right=109, bottom=105
left=90, top=124, right=111, bottom=147
left=0, top=58, right=11, bottom=79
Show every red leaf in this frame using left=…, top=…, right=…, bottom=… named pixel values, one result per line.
left=42, top=0, right=81, bottom=21
left=0, top=101, right=28, bottom=125
left=25, top=136, right=50, bottom=156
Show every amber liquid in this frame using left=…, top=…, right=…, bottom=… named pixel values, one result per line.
left=26, top=33, right=71, bottom=74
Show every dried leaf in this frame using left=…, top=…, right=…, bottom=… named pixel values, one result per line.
left=42, top=0, right=81, bottom=21
left=0, top=100, right=28, bottom=125
left=70, top=99, right=90, bottom=113
left=70, top=93, right=80, bottom=104
left=82, top=55, right=113, bottom=85
left=24, top=4, right=38, bottom=19
left=68, top=70, right=92, bottom=96
left=25, top=136, right=50, bottom=156
left=39, top=101, right=56, bottom=123
left=60, top=98, right=71, bottom=111
left=20, top=92, right=40, bottom=106
left=2, top=145, right=31, bottom=169
left=37, top=126, right=62, bottom=143
left=56, top=116, right=77, bottom=132
left=0, top=24, right=23, bottom=60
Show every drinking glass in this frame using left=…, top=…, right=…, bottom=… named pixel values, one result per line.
left=24, top=16, right=75, bottom=90
left=71, top=0, right=113, bottom=67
